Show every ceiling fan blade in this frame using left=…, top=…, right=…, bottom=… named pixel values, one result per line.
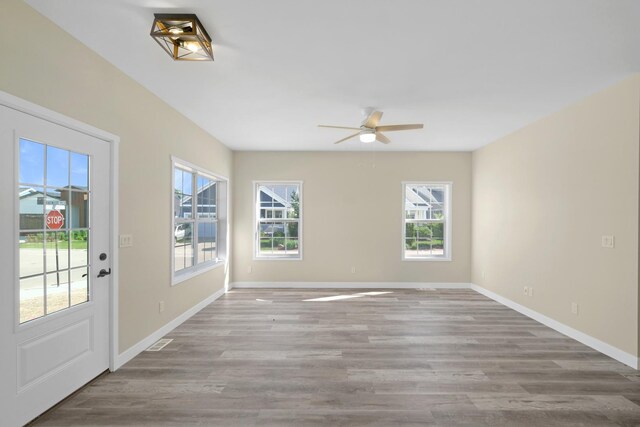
left=376, top=132, right=391, bottom=144
left=375, top=124, right=424, bottom=132
left=318, top=125, right=361, bottom=131
left=362, top=110, right=383, bottom=128
left=334, top=132, right=360, bottom=144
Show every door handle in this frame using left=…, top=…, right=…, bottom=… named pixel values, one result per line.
left=97, top=268, right=112, bottom=278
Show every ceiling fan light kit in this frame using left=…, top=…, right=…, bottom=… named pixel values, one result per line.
left=319, top=110, right=424, bottom=145
left=359, top=129, right=376, bottom=143
left=150, top=14, right=214, bottom=61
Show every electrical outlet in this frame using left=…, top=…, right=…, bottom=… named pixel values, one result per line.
left=481, top=270, right=486, bottom=279
left=529, top=287, right=533, bottom=297
left=119, top=234, right=133, bottom=248
left=159, top=301, right=165, bottom=313
left=248, top=265, right=252, bottom=274
left=601, top=235, right=614, bottom=248
left=523, top=286, right=528, bottom=296
left=351, top=267, right=356, bottom=274
left=571, top=302, right=579, bottom=315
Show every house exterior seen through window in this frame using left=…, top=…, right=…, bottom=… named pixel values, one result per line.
left=403, top=182, right=451, bottom=261
left=255, top=182, right=302, bottom=259
left=173, top=158, right=227, bottom=284
left=17, top=139, right=91, bottom=324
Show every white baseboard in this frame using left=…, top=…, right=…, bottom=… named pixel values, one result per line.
left=470, top=284, right=638, bottom=370
left=113, top=287, right=226, bottom=370
left=230, top=281, right=472, bottom=289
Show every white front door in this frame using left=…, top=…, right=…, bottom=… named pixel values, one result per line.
left=0, top=104, right=112, bottom=426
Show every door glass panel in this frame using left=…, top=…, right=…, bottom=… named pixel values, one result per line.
left=18, top=138, right=91, bottom=324
left=46, top=146, right=69, bottom=189
left=70, top=230, right=89, bottom=269
left=70, top=191, right=89, bottom=228
left=20, top=276, right=45, bottom=323
left=45, top=188, right=69, bottom=226
left=70, top=152, right=89, bottom=190
left=46, top=270, right=70, bottom=315
left=19, top=186, right=45, bottom=229
left=19, top=139, right=45, bottom=185
left=45, top=231, right=69, bottom=272
left=70, top=267, right=89, bottom=307
left=20, top=232, right=45, bottom=278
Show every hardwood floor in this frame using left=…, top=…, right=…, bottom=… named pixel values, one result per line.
left=33, top=289, right=640, bottom=426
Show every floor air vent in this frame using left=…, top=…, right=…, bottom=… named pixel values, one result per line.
left=146, top=338, right=173, bottom=352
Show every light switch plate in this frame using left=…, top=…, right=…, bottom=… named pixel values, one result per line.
left=601, top=235, right=614, bottom=248
left=119, top=234, right=133, bottom=248
left=571, top=302, right=579, bottom=315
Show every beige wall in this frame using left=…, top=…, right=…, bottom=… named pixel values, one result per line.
left=1, top=0, right=233, bottom=352
left=233, top=151, right=471, bottom=284
left=472, top=75, right=640, bottom=356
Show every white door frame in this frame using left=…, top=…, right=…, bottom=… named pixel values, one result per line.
left=0, top=90, right=120, bottom=371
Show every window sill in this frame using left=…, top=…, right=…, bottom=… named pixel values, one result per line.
left=253, top=255, right=303, bottom=261
left=402, top=256, right=452, bottom=262
left=172, top=259, right=226, bottom=286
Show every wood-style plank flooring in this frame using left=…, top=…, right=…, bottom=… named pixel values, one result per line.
left=33, top=289, right=640, bottom=426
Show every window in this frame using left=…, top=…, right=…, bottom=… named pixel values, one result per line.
left=172, top=158, right=227, bottom=284
left=18, top=139, right=90, bottom=324
left=403, top=182, right=451, bottom=261
left=255, top=182, right=302, bottom=259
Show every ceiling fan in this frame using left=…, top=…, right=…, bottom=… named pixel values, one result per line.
left=318, top=110, right=423, bottom=144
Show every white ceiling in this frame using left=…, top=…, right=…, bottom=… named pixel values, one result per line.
left=26, top=0, right=640, bottom=151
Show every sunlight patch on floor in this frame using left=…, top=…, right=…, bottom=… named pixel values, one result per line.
left=303, top=291, right=392, bottom=302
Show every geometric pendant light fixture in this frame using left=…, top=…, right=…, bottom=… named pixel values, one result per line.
left=150, top=14, right=214, bottom=61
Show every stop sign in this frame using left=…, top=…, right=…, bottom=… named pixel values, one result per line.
left=46, top=210, right=65, bottom=230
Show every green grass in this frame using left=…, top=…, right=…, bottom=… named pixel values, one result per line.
left=405, top=239, right=444, bottom=250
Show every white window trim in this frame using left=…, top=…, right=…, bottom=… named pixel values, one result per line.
left=401, top=181, right=452, bottom=262
left=171, top=156, right=228, bottom=285
left=253, top=180, right=303, bottom=261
